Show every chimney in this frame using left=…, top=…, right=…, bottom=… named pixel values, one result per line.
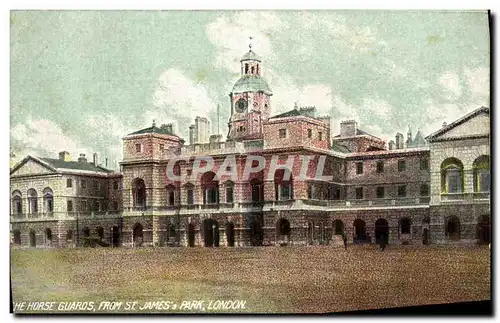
left=59, top=151, right=71, bottom=162
left=93, top=153, right=98, bottom=166
left=340, top=120, right=357, bottom=137
left=77, top=153, right=87, bottom=163
left=299, top=106, right=317, bottom=118
left=161, top=123, right=174, bottom=134
left=388, top=140, right=395, bottom=150
left=189, top=124, right=195, bottom=145
left=395, top=133, right=404, bottom=149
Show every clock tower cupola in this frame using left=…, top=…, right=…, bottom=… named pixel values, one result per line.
left=228, top=39, right=272, bottom=141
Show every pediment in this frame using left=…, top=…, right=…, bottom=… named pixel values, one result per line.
left=427, top=107, right=490, bottom=141
left=10, top=157, right=56, bottom=176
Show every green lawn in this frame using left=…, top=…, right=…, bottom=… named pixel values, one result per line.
left=10, top=244, right=491, bottom=314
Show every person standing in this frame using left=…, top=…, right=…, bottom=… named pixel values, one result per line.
left=342, top=232, right=348, bottom=251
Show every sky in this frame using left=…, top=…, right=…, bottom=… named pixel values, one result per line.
left=10, top=10, right=490, bottom=169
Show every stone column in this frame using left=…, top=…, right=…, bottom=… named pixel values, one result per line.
left=152, top=216, right=159, bottom=247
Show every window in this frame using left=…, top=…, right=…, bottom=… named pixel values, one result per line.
left=187, top=189, right=194, bottom=205
left=205, top=188, right=218, bottom=204
left=420, top=184, right=429, bottom=196
left=113, top=181, right=118, bottom=190
left=308, top=184, right=313, bottom=199
left=376, top=187, right=385, bottom=198
left=355, top=187, right=363, bottom=199
left=447, top=169, right=461, bottom=193
left=81, top=179, right=87, bottom=189
left=93, top=200, right=100, bottom=211
left=376, top=161, right=384, bottom=173
left=136, top=143, right=142, bottom=153
left=279, top=128, right=287, bottom=138
left=308, top=129, right=312, bottom=138
left=81, top=200, right=87, bottom=211
left=318, top=132, right=323, bottom=141
left=420, top=157, right=429, bottom=170
left=280, top=184, right=292, bottom=200
left=66, top=178, right=73, bottom=188
left=112, top=201, right=118, bottom=210
left=398, top=160, right=407, bottom=172
left=226, top=186, right=234, bottom=203
left=477, top=171, right=490, bottom=192
left=167, top=190, right=175, bottom=206
left=226, top=165, right=232, bottom=171
left=67, top=200, right=73, bottom=212
left=400, top=218, right=411, bottom=234
left=13, top=196, right=22, bottom=214
left=398, top=185, right=407, bottom=197
left=356, top=162, right=363, bottom=174
left=186, top=169, right=192, bottom=176
left=93, top=180, right=99, bottom=190
left=159, top=144, right=164, bottom=151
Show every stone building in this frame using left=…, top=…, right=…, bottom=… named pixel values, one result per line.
left=10, top=152, right=122, bottom=247
left=10, top=48, right=490, bottom=248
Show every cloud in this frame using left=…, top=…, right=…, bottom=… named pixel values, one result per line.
left=438, top=71, right=462, bottom=100
left=151, top=68, right=217, bottom=137
left=11, top=117, right=91, bottom=159
left=361, top=97, right=393, bottom=119
left=205, top=12, right=285, bottom=74
left=464, top=67, right=489, bottom=104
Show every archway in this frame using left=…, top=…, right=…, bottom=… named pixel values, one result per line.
left=306, top=221, right=314, bottom=245
left=277, top=218, right=291, bottom=243
left=353, top=219, right=367, bottom=243
left=446, top=216, right=460, bottom=241
left=333, top=219, right=344, bottom=235
left=400, top=218, right=412, bottom=235
left=45, top=228, right=52, bottom=246
left=96, top=227, right=104, bottom=241
left=375, top=219, right=389, bottom=245
left=249, top=217, right=264, bottom=246
left=477, top=214, right=491, bottom=244
left=166, top=223, right=176, bottom=245
left=226, top=222, right=235, bottom=247
left=29, top=230, right=36, bottom=247
left=203, top=219, right=219, bottom=247
left=66, top=230, right=73, bottom=242
left=133, top=223, right=144, bottom=246
left=83, top=227, right=90, bottom=238
left=13, top=230, right=21, bottom=245
left=187, top=223, right=196, bottom=247
left=112, top=226, right=120, bottom=247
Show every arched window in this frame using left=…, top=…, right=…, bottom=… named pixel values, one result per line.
left=132, top=178, right=146, bottom=209
left=167, top=223, right=176, bottom=244
left=27, top=188, right=38, bottom=214
left=166, top=184, right=176, bottom=206
left=400, top=218, right=411, bottom=235
left=473, top=155, right=490, bottom=192
left=225, top=181, right=234, bottom=203
left=256, top=64, right=260, bottom=75
left=184, top=183, right=195, bottom=205
left=440, top=158, right=464, bottom=194
left=251, top=66, right=255, bottom=74
left=201, top=172, right=219, bottom=204
left=245, top=63, right=249, bottom=74
left=43, top=187, right=54, bottom=215
left=333, top=219, right=344, bottom=235
left=250, top=178, right=263, bottom=203
left=12, top=190, right=22, bottom=215
left=274, top=168, right=293, bottom=201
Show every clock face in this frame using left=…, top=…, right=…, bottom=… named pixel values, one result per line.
left=235, top=98, right=248, bottom=113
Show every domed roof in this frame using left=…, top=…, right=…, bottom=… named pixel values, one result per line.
left=241, top=50, right=261, bottom=62
left=232, top=75, right=272, bottom=94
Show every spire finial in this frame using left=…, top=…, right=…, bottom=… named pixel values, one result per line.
left=249, top=36, right=253, bottom=50
left=294, top=101, right=298, bottom=110
left=152, top=119, right=156, bottom=127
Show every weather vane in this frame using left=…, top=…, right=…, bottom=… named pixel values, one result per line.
left=249, top=36, right=253, bottom=50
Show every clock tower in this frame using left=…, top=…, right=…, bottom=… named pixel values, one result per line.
left=228, top=43, right=272, bottom=141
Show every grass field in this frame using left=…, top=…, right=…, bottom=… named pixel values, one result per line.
left=10, top=244, right=490, bottom=314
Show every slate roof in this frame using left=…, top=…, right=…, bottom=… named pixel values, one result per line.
left=269, top=108, right=303, bottom=119
left=332, top=128, right=375, bottom=138
left=127, top=125, right=177, bottom=136
left=40, top=158, right=114, bottom=173
left=331, top=144, right=351, bottom=153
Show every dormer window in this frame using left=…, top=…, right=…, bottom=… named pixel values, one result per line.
left=135, top=143, right=141, bottom=153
